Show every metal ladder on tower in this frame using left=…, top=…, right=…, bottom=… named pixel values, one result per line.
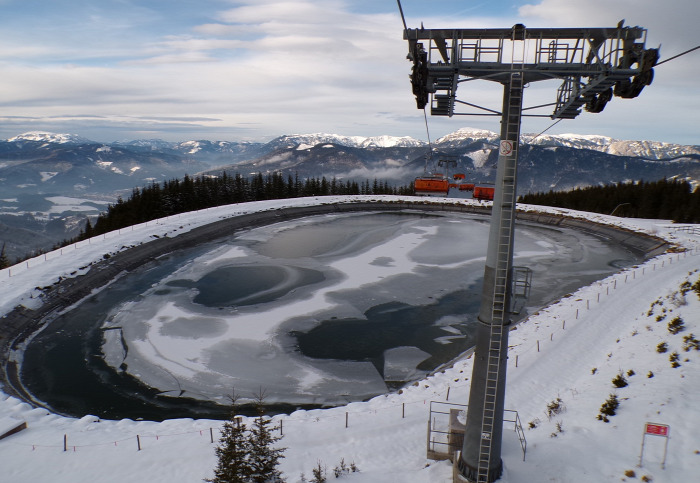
left=475, top=27, right=525, bottom=483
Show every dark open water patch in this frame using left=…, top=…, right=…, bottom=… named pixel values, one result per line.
left=293, top=289, right=482, bottom=377
left=189, top=265, right=325, bottom=307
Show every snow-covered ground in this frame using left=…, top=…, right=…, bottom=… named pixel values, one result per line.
left=1, top=195, right=699, bottom=482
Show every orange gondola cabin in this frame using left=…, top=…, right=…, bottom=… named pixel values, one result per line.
left=473, top=185, right=495, bottom=201
left=414, top=153, right=457, bottom=197
left=414, top=175, right=450, bottom=196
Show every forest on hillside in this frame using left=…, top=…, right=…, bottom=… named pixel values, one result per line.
left=519, top=178, right=700, bottom=223
left=83, top=172, right=412, bottom=240
left=2, top=174, right=697, bottom=269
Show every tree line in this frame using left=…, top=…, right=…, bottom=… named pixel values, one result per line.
left=518, top=178, right=700, bottom=223
left=81, top=172, right=412, bottom=242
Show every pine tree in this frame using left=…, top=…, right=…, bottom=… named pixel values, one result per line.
left=0, top=243, right=9, bottom=269
left=310, top=461, right=326, bottom=483
left=206, top=393, right=252, bottom=483
left=248, top=390, right=286, bottom=483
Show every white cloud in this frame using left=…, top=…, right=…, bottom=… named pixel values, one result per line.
left=0, top=0, right=696, bottom=145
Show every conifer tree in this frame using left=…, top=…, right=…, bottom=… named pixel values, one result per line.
left=248, top=390, right=286, bottom=483
left=0, top=242, right=9, bottom=269
left=206, top=392, right=252, bottom=483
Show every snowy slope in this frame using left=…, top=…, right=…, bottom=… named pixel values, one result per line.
left=1, top=196, right=699, bottom=483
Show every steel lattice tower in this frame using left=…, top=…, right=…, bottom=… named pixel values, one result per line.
left=400, top=12, right=657, bottom=483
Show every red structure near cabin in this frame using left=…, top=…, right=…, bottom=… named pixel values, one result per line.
left=473, top=185, right=495, bottom=200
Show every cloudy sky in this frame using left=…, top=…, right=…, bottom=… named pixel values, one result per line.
left=0, top=0, right=697, bottom=144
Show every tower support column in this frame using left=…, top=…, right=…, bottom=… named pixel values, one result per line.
left=458, top=71, right=524, bottom=483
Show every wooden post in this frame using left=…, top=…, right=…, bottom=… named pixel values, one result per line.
left=280, top=420, right=283, bottom=436
left=210, top=427, right=214, bottom=443
left=515, top=355, right=518, bottom=367
left=64, top=434, right=67, bottom=452
left=402, top=403, right=405, bottom=418
left=446, top=386, right=451, bottom=401
left=562, top=320, right=566, bottom=330
left=345, top=412, right=348, bottom=428
left=537, top=340, right=540, bottom=352
left=550, top=333, right=553, bottom=341
left=137, top=435, right=141, bottom=451
left=576, top=309, right=579, bottom=319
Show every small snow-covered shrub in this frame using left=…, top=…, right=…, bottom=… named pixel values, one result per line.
left=546, top=397, right=565, bottom=420
left=311, top=461, right=327, bottom=483
left=332, top=458, right=358, bottom=478
left=549, top=421, right=564, bottom=437
left=692, top=277, right=700, bottom=299
left=612, top=372, right=628, bottom=388
left=668, top=316, right=685, bottom=334
left=682, top=333, right=699, bottom=352
left=669, top=351, right=681, bottom=368
left=597, top=394, right=619, bottom=422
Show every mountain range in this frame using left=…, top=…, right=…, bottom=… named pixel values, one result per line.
left=0, top=128, right=698, bottom=261
left=2, top=129, right=698, bottom=200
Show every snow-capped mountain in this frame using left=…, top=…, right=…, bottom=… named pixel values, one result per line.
left=1, top=129, right=698, bottom=202
left=436, top=127, right=500, bottom=146
left=525, top=133, right=700, bottom=160
left=7, top=131, right=95, bottom=145
left=264, top=133, right=424, bottom=150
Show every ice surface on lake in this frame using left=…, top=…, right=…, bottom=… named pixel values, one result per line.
left=97, top=211, right=635, bottom=405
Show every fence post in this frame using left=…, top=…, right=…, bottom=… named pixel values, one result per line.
left=402, top=403, right=405, bottom=418
left=345, top=412, right=348, bottom=429
left=562, top=320, right=566, bottom=330
left=280, top=420, right=283, bottom=436
left=64, top=434, right=67, bottom=452
left=137, top=435, right=141, bottom=451
left=537, top=340, right=540, bottom=352
left=446, top=386, right=451, bottom=401
left=515, top=355, right=518, bottom=367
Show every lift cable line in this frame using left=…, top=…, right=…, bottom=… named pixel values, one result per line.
left=529, top=118, right=564, bottom=142
left=397, top=2, right=658, bottom=482
left=655, top=45, right=699, bottom=66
